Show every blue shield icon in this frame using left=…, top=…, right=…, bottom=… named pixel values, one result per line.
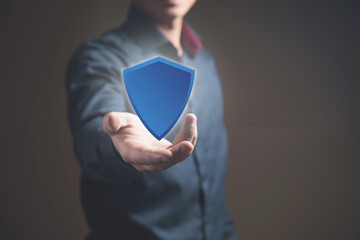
left=123, top=57, right=195, bottom=140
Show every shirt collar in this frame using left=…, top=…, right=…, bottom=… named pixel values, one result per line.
left=123, top=5, right=202, bottom=58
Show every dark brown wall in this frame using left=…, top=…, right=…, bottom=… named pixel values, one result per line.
left=1, top=1, right=359, bottom=239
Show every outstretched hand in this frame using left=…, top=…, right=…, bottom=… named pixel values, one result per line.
left=103, top=112, right=197, bottom=172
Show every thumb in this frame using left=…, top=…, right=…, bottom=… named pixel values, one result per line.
left=103, top=112, right=128, bottom=136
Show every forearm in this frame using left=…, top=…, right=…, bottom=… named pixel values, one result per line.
left=73, top=116, right=141, bottom=184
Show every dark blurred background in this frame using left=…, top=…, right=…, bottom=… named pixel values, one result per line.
left=1, top=0, right=359, bottom=239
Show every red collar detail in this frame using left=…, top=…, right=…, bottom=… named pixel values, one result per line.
left=181, top=23, right=202, bottom=56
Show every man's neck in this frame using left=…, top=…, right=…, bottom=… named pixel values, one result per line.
left=155, top=17, right=183, bottom=58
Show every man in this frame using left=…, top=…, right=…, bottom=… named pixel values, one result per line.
left=66, top=0, right=239, bottom=239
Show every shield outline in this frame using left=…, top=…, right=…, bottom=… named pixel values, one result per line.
left=123, top=57, right=195, bottom=140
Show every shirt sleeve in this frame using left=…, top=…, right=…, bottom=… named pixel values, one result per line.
left=65, top=40, right=141, bottom=184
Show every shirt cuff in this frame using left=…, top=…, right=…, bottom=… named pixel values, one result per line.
left=97, top=133, right=141, bottom=184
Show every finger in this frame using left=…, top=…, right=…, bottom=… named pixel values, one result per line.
left=130, top=148, right=174, bottom=172
left=168, top=140, right=194, bottom=162
left=173, top=113, right=197, bottom=146
left=103, top=112, right=128, bottom=136
left=130, top=141, right=193, bottom=172
left=119, top=142, right=171, bottom=166
left=130, top=140, right=192, bottom=167
left=129, top=147, right=172, bottom=165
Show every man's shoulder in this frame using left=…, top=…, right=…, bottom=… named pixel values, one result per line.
left=196, top=47, right=217, bottom=68
left=68, top=25, right=140, bottom=66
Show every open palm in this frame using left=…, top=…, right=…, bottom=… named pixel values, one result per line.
left=103, top=112, right=197, bottom=172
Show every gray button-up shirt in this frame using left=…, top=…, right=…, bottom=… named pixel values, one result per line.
left=66, top=5, right=239, bottom=240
